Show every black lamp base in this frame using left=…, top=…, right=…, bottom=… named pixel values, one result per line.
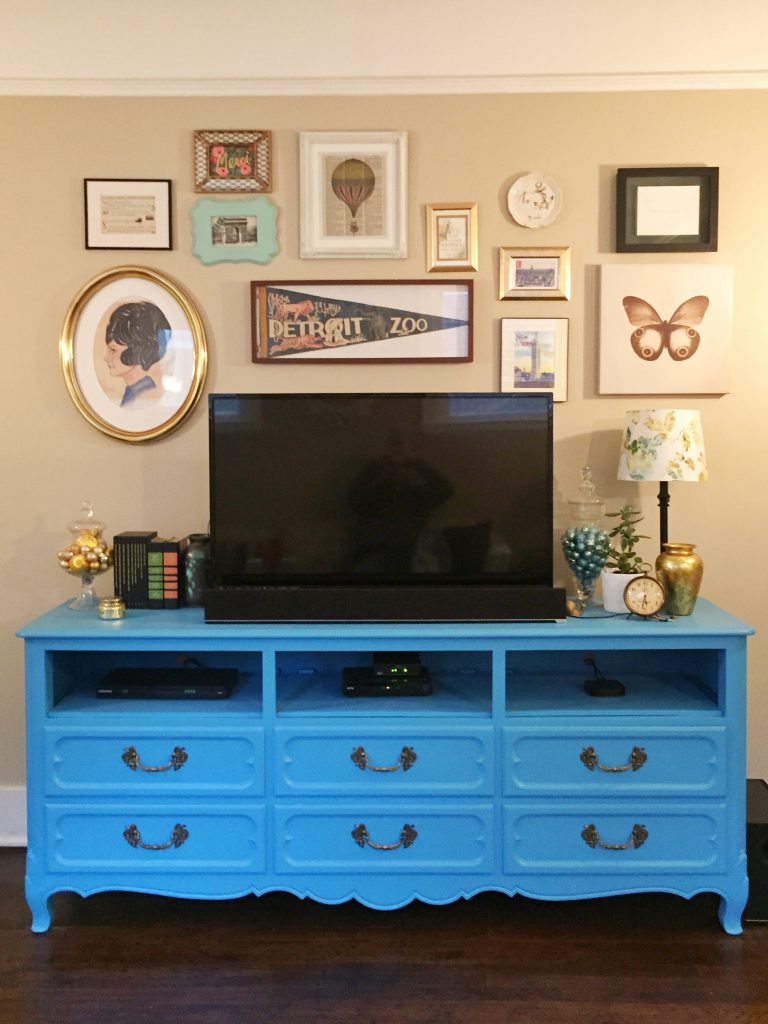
left=657, top=480, right=670, bottom=551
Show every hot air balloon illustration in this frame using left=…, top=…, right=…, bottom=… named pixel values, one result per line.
left=331, top=159, right=375, bottom=234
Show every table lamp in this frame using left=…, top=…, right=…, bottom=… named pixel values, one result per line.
left=617, top=409, right=707, bottom=550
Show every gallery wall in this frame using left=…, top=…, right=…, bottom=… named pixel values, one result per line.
left=1, top=87, right=767, bottom=839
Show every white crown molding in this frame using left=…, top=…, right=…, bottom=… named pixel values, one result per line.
left=2, top=70, right=768, bottom=98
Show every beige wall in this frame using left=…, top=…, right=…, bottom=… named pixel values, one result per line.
left=2, top=89, right=766, bottom=791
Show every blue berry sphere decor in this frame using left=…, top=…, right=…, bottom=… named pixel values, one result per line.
left=561, top=524, right=611, bottom=605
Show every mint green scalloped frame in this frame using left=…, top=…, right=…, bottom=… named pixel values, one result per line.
left=191, top=197, right=279, bottom=265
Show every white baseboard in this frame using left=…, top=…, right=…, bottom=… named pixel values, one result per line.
left=0, top=787, right=26, bottom=846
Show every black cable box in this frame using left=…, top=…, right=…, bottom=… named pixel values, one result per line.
left=372, top=651, right=422, bottom=677
left=342, top=665, right=433, bottom=697
left=97, top=667, right=238, bottom=699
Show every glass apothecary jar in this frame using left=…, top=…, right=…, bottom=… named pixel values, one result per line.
left=560, top=467, right=611, bottom=608
left=57, top=501, right=113, bottom=610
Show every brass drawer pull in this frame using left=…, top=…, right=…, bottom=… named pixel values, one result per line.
left=122, top=823, right=189, bottom=850
left=581, top=822, right=648, bottom=851
left=122, top=745, right=188, bottom=773
left=351, top=823, right=417, bottom=850
left=580, top=745, right=647, bottom=773
left=350, top=745, right=417, bottom=773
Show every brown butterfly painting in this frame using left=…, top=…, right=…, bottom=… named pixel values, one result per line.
left=622, top=295, right=709, bottom=361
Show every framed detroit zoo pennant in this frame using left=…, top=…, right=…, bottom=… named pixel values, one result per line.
left=251, top=280, right=472, bottom=363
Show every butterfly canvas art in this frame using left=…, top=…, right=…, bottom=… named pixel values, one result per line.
left=623, top=295, right=709, bottom=362
left=600, top=264, right=732, bottom=394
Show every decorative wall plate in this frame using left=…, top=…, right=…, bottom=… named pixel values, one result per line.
left=507, top=172, right=563, bottom=229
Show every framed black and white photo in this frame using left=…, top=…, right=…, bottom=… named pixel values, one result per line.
left=190, top=197, right=278, bottom=265
left=84, top=179, right=172, bottom=250
left=616, top=167, right=719, bottom=253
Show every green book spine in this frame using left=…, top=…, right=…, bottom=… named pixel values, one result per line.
left=146, top=538, right=182, bottom=609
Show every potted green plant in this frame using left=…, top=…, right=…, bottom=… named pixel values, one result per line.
left=600, top=504, right=651, bottom=612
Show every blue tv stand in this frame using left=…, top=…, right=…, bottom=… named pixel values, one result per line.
left=18, top=599, right=752, bottom=933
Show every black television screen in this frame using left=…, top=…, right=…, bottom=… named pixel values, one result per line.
left=206, top=393, right=563, bottom=622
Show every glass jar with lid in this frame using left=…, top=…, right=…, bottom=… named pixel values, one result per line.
left=560, top=467, right=611, bottom=609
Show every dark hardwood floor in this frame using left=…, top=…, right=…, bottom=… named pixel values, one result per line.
left=1, top=849, right=767, bottom=1024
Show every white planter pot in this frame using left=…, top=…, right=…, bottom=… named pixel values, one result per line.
left=600, top=570, right=641, bottom=613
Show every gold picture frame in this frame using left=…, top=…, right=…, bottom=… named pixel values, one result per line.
left=426, top=203, right=478, bottom=272
left=59, top=266, right=208, bottom=442
left=499, top=246, right=571, bottom=300
left=193, top=129, right=272, bottom=193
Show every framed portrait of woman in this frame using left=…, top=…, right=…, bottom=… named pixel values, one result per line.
left=59, top=266, right=208, bottom=442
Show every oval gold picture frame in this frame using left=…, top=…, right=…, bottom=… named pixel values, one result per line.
left=60, top=266, right=207, bottom=442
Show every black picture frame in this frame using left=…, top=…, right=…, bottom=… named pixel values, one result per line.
left=84, top=178, right=173, bottom=250
left=616, top=167, right=719, bottom=253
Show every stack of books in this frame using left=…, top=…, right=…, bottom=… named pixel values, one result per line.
left=113, top=532, right=183, bottom=609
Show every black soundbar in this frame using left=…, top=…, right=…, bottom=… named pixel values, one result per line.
left=204, top=585, right=566, bottom=623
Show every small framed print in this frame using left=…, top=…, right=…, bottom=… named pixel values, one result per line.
left=501, top=317, right=568, bottom=401
left=84, top=179, right=172, bottom=250
left=193, top=129, right=272, bottom=193
left=191, top=197, right=278, bottom=265
left=427, top=203, right=478, bottom=272
left=299, top=131, right=407, bottom=258
left=616, top=167, right=719, bottom=252
left=499, top=246, right=570, bottom=300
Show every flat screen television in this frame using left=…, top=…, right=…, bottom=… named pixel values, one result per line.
left=205, top=393, right=565, bottom=622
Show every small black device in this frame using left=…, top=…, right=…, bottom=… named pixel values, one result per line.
left=583, top=655, right=625, bottom=698
left=97, top=667, right=238, bottom=700
left=372, top=651, right=423, bottom=677
left=343, top=652, right=433, bottom=697
left=342, top=668, right=432, bottom=697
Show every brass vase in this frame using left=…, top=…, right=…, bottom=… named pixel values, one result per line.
left=655, top=542, right=703, bottom=616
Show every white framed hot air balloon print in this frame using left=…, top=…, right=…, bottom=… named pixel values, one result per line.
left=299, top=132, right=407, bottom=259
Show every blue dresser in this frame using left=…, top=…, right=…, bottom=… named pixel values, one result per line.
left=18, top=600, right=752, bottom=933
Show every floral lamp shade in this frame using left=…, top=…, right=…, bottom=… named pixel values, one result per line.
left=618, top=409, right=707, bottom=483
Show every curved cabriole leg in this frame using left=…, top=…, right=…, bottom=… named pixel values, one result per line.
left=718, top=877, right=748, bottom=935
left=26, top=879, right=52, bottom=933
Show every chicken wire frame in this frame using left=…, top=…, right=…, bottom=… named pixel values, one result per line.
left=193, top=129, right=272, bottom=193
left=299, top=131, right=407, bottom=258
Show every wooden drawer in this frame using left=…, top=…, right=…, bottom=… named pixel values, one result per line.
left=45, top=802, right=266, bottom=873
left=275, top=802, right=494, bottom=874
left=274, top=725, right=494, bottom=796
left=503, top=802, right=726, bottom=875
left=44, top=727, right=265, bottom=796
left=502, top=726, right=726, bottom=797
